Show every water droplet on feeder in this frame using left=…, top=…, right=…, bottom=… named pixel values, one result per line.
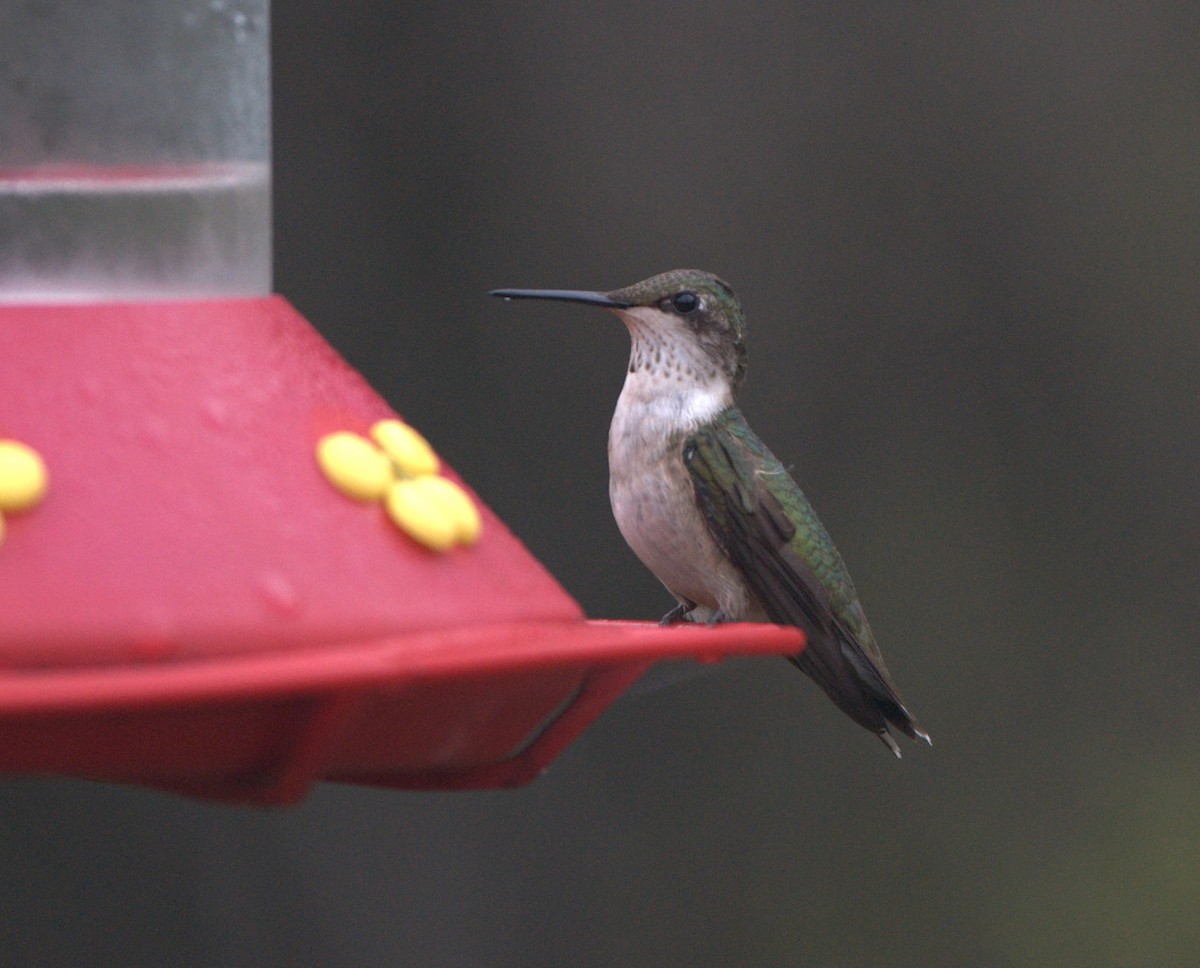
left=257, top=571, right=301, bottom=618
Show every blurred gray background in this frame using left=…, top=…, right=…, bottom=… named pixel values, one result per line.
left=4, top=3, right=1199, bottom=965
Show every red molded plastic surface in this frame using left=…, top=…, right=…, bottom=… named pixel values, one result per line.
left=0, top=299, right=802, bottom=803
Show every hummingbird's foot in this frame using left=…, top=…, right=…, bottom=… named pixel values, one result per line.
left=659, top=599, right=697, bottom=626
left=705, top=609, right=728, bottom=627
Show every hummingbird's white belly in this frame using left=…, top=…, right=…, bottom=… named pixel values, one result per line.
left=608, top=387, right=755, bottom=621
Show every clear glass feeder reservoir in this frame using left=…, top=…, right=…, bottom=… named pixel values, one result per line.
left=0, top=0, right=270, bottom=300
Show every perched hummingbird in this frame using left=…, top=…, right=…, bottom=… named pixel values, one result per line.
left=491, top=270, right=929, bottom=755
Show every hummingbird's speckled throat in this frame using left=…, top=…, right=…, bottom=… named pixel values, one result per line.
left=492, top=270, right=929, bottom=756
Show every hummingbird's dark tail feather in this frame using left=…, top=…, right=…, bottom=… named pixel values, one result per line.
left=787, top=624, right=929, bottom=755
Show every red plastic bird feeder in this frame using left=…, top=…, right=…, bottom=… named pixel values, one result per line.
left=0, top=2, right=801, bottom=805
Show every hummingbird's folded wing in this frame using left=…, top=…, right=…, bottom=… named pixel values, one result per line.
left=683, top=415, right=925, bottom=751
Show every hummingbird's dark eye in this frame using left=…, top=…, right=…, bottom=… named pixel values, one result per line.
left=671, top=291, right=700, bottom=314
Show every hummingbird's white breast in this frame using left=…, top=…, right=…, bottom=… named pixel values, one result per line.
left=606, top=307, right=756, bottom=620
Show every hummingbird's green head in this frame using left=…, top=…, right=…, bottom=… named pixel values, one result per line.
left=604, top=269, right=747, bottom=389
left=492, top=269, right=748, bottom=392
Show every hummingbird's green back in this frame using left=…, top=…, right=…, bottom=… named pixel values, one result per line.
left=685, top=406, right=923, bottom=751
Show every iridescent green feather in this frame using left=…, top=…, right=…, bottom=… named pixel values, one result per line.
left=684, top=406, right=922, bottom=746
left=714, top=409, right=880, bottom=653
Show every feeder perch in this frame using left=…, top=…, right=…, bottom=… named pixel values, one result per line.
left=0, top=2, right=803, bottom=805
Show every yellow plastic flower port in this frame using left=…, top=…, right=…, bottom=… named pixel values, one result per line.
left=370, top=419, right=439, bottom=477
left=416, top=475, right=482, bottom=546
left=385, top=475, right=481, bottom=551
left=0, top=438, right=49, bottom=548
left=0, top=439, right=48, bottom=513
left=315, top=420, right=481, bottom=552
left=385, top=478, right=459, bottom=552
left=316, top=431, right=396, bottom=501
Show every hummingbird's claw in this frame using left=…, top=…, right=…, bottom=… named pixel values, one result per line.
left=659, top=598, right=696, bottom=626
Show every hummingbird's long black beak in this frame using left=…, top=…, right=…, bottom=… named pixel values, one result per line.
left=489, top=288, right=632, bottom=309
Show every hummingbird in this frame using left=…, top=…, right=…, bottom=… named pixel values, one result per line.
left=491, top=270, right=929, bottom=755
